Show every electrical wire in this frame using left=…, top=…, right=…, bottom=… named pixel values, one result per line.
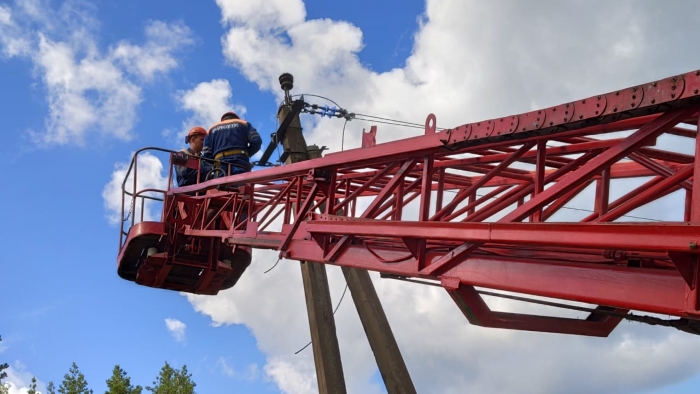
left=289, top=92, right=448, bottom=133
left=382, top=275, right=693, bottom=329
left=290, top=93, right=342, bottom=109
left=354, top=113, right=447, bottom=131
left=554, top=205, right=663, bottom=222
left=295, top=283, right=350, bottom=354
left=353, top=116, right=425, bottom=130
left=341, top=118, right=348, bottom=152
left=444, top=189, right=663, bottom=222
left=264, top=258, right=281, bottom=274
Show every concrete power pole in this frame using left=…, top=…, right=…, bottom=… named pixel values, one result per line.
left=276, top=73, right=416, bottom=394
left=277, top=74, right=347, bottom=394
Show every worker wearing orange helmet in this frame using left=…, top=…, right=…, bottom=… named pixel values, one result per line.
left=202, top=111, right=262, bottom=176
left=175, top=126, right=211, bottom=187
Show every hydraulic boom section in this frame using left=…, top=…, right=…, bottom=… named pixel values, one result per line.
left=117, top=69, right=700, bottom=336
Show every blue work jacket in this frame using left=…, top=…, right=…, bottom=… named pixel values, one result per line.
left=202, top=118, right=262, bottom=174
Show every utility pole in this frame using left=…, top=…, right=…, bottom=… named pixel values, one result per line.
left=277, top=74, right=347, bottom=394
left=277, top=73, right=416, bottom=394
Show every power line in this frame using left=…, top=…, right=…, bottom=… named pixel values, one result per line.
left=354, top=113, right=448, bottom=131
left=442, top=189, right=662, bottom=222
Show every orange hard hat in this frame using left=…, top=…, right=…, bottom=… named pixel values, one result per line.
left=185, top=126, right=207, bottom=143
left=221, top=111, right=240, bottom=121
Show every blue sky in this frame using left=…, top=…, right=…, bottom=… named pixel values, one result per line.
left=2, top=1, right=700, bottom=393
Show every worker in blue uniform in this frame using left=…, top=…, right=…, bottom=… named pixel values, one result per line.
left=175, top=126, right=211, bottom=187
left=202, top=111, right=262, bottom=177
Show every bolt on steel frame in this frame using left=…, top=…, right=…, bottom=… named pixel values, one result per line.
left=119, top=69, right=700, bottom=337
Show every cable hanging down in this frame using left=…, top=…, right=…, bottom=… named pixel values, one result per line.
left=295, top=283, right=350, bottom=355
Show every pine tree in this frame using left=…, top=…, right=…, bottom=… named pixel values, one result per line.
left=28, top=377, right=38, bottom=394
left=47, top=381, right=56, bottom=394
left=146, top=362, right=196, bottom=394
left=105, top=365, right=142, bottom=394
left=58, top=362, right=93, bottom=394
left=0, top=336, right=8, bottom=382
left=0, top=336, right=8, bottom=394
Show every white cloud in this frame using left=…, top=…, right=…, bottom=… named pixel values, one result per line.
left=215, top=0, right=305, bottom=31
left=264, top=357, right=316, bottom=394
left=217, top=357, right=261, bottom=381
left=3, top=363, right=45, bottom=394
left=0, top=1, right=193, bottom=147
left=102, top=151, right=169, bottom=226
left=113, top=20, right=193, bottom=80
left=165, top=318, right=187, bottom=343
left=173, top=79, right=248, bottom=143
left=0, top=5, right=11, bottom=25
left=30, top=33, right=143, bottom=146
left=179, top=1, right=700, bottom=393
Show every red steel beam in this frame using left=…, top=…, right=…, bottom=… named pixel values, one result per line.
left=119, top=69, right=700, bottom=338
left=303, top=220, right=700, bottom=255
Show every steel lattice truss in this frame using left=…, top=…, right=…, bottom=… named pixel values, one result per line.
left=119, top=69, right=700, bottom=337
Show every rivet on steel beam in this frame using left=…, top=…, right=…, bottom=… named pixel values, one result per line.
left=696, top=71, right=699, bottom=76
left=615, top=91, right=619, bottom=96
left=671, top=85, right=676, bottom=90
left=652, top=82, right=657, bottom=87
left=672, top=76, right=678, bottom=82
left=632, top=87, right=637, bottom=92
left=651, top=99, right=656, bottom=104
left=694, top=89, right=699, bottom=94
left=552, top=108, right=556, bottom=112
left=631, top=103, right=635, bottom=108
left=690, top=241, right=698, bottom=250
left=671, top=93, right=676, bottom=98
left=597, top=95, right=602, bottom=99
left=582, top=99, right=586, bottom=104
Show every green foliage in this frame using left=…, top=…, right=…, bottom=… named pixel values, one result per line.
left=58, top=362, right=93, bottom=394
left=0, top=336, right=8, bottom=394
left=0, top=336, right=8, bottom=382
left=146, top=362, right=196, bottom=394
left=47, top=381, right=56, bottom=394
left=105, top=365, right=142, bottom=394
left=27, top=377, right=38, bottom=394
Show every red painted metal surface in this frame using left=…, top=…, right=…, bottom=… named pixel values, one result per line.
left=117, top=69, right=700, bottom=336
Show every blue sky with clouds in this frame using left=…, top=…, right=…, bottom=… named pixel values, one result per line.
left=2, top=1, right=700, bottom=393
